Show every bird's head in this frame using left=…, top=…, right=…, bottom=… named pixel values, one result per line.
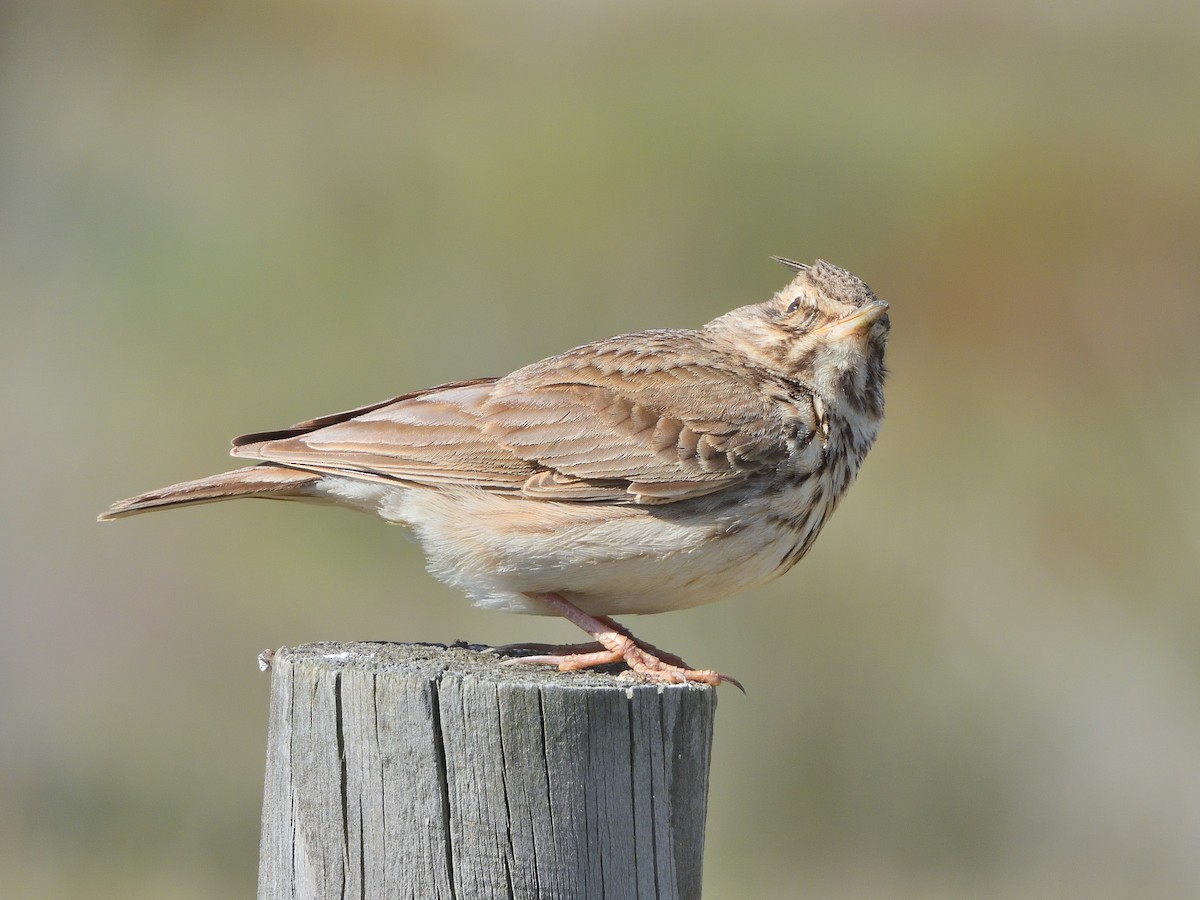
left=705, top=258, right=889, bottom=421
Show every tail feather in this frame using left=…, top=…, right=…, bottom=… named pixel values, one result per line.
left=99, top=465, right=321, bottom=521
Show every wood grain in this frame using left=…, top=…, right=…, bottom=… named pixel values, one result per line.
left=257, top=642, right=717, bottom=900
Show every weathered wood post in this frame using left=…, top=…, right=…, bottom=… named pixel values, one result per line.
left=257, top=642, right=717, bottom=900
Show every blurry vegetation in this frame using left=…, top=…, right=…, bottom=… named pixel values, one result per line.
left=2, top=1, right=1198, bottom=897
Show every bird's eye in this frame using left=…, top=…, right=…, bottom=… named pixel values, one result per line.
left=785, top=297, right=819, bottom=328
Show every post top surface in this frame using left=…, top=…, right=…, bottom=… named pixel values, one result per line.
left=264, top=641, right=715, bottom=694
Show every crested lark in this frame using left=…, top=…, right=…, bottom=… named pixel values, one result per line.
left=101, top=258, right=890, bottom=687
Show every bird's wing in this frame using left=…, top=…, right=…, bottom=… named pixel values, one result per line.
left=230, top=378, right=498, bottom=447
left=484, top=332, right=799, bottom=502
left=231, top=379, right=537, bottom=490
left=232, top=332, right=805, bottom=504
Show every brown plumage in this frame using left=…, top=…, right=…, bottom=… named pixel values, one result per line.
left=101, top=258, right=890, bottom=686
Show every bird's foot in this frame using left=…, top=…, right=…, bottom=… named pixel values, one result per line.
left=508, top=593, right=744, bottom=691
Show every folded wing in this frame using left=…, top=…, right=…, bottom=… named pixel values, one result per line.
left=232, top=332, right=799, bottom=504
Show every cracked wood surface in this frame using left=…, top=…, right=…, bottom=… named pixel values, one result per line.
left=257, top=642, right=717, bottom=900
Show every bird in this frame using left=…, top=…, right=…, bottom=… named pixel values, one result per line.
left=100, top=258, right=890, bottom=687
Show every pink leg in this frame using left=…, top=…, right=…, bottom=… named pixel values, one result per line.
left=511, top=592, right=744, bottom=690
left=592, top=614, right=693, bottom=669
left=498, top=617, right=688, bottom=665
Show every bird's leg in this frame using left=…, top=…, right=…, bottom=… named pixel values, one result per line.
left=510, top=592, right=743, bottom=690
left=499, top=616, right=686, bottom=667
left=591, top=614, right=693, bottom=669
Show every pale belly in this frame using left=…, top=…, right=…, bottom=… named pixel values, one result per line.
left=315, top=475, right=833, bottom=616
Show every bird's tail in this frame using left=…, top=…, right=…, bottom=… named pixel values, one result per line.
left=98, top=465, right=321, bottom=521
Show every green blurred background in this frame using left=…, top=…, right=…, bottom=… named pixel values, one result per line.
left=3, top=1, right=1199, bottom=897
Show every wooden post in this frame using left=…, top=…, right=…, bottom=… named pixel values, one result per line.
left=257, top=642, right=717, bottom=900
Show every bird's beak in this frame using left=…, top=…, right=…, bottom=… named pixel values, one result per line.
left=819, top=300, right=889, bottom=339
